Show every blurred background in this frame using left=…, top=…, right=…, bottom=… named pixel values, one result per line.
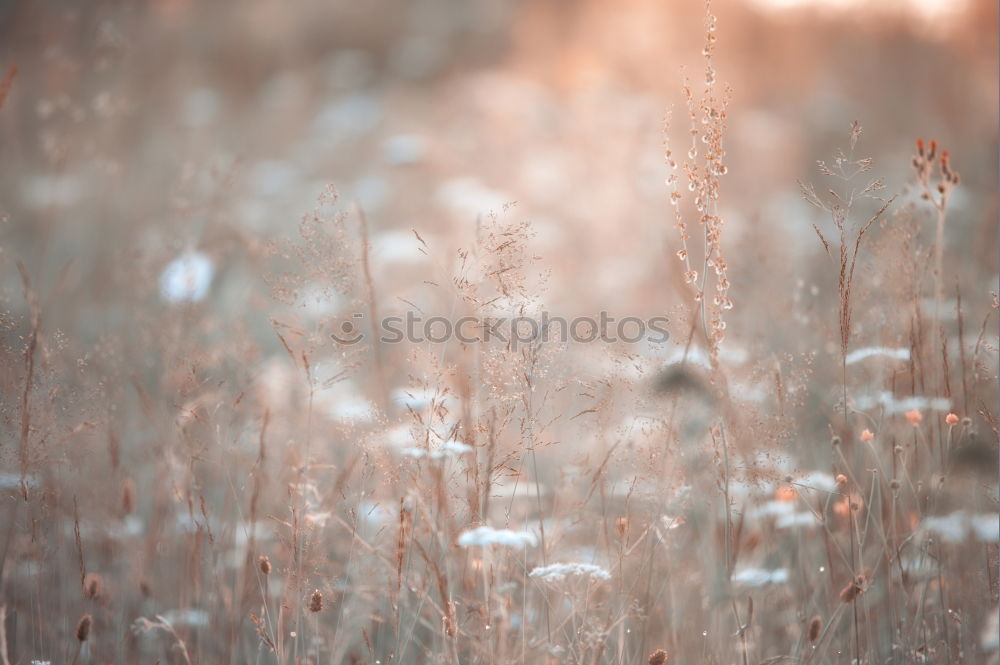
left=0, top=3, right=997, bottom=662
left=0, top=0, right=996, bottom=343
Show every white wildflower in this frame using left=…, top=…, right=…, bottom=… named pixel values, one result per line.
left=159, top=251, right=214, bottom=304
left=982, top=606, right=999, bottom=652
left=845, top=347, right=910, bottom=365
left=776, top=512, right=820, bottom=529
left=971, top=514, right=1000, bottom=542
left=458, top=526, right=537, bottom=548
left=732, top=567, right=789, bottom=587
left=401, top=440, right=473, bottom=461
left=854, top=391, right=951, bottom=415
left=922, top=511, right=1000, bottom=543
left=391, top=387, right=458, bottom=411
left=529, top=562, right=611, bottom=583
left=160, top=608, right=210, bottom=627
left=385, top=424, right=419, bottom=449
left=329, top=397, right=377, bottom=424
left=750, top=500, right=796, bottom=519
left=796, top=471, right=838, bottom=493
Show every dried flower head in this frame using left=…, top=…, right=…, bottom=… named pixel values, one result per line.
left=913, top=138, right=959, bottom=201
left=839, top=575, right=867, bottom=603
left=808, top=615, right=822, bottom=642
left=616, top=517, right=629, bottom=539
left=834, top=493, right=864, bottom=517
left=860, top=429, right=874, bottom=442
left=83, top=573, right=103, bottom=599
left=945, top=413, right=959, bottom=425
left=258, top=555, right=271, bottom=576
left=836, top=474, right=848, bottom=486
left=775, top=486, right=798, bottom=502
left=76, top=614, right=92, bottom=642
left=121, top=478, right=136, bottom=515
left=649, top=648, right=669, bottom=665
left=905, top=409, right=922, bottom=426
left=309, top=589, right=323, bottom=613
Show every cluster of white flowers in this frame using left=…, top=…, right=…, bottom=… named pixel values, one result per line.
left=776, top=511, right=820, bottom=529
left=158, top=251, right=214, bottom=304
left=795, top=471, right=838, bottom=493
left=458, top=525, right=537, bottom=548
left=328, top=396, right=377, bottom=424
left=528, top=562, right=611, bottom=583
left=160, top=608, right=210, bottom=627
left=391, top=386, right=460, bottom=411
left=750, top=500, right=821, bottom=530
left=845, top=346, right=910, bottom=365
left=401, top=440, right=473, bottom=460
left=921, top=511, right=1000, bottom=543
left=855, top=391, right=951, bottom=415
left=732, top=567, right=790, bottom=587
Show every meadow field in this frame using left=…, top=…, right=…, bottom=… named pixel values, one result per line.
left=0, top=1, right=997, bottom=663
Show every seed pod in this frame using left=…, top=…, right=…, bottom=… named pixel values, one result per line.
left=76, top=614, right=92, bottom=642
left=808, top=615, right=822, bottom=642
left=839, top=575, right=866, bottom=603
left=648, top=649, right=669, bottom=665
left=83, top=573, right=103, bottom=599
left=309, top=589, right=323, bottom=613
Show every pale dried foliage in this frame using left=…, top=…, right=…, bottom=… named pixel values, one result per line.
left=0, top=3, right=997, bottom=665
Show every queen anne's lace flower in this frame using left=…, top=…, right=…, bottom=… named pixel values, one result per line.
left=732, top=567, right=789, bottom=587
left=529, top=562, right=611, bottom=583
left=159, top=251, right=214, bottom=304
left=457, top=526, right=537, bottom=548
left=401, top=440, right=473, bottom=460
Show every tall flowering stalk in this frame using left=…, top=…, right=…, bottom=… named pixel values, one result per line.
left=798, top=122, right=895, bottom=423
left=665, top=1, right=733, bottom=361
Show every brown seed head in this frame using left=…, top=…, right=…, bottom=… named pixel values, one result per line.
left=258, top=555, right=271, bottom=576
left=839, top=575, right=866, bottom=603
left=648, top=648, right=669, bottom=665
left=76, top=614, right=92, bottom=642
left=808, top=615, right=822, bottom=642
left=83, top=572, right=103, bottom=599
left=309, top=589, right=323, bottom=613
left=121, top=478, right=135, bottom=515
